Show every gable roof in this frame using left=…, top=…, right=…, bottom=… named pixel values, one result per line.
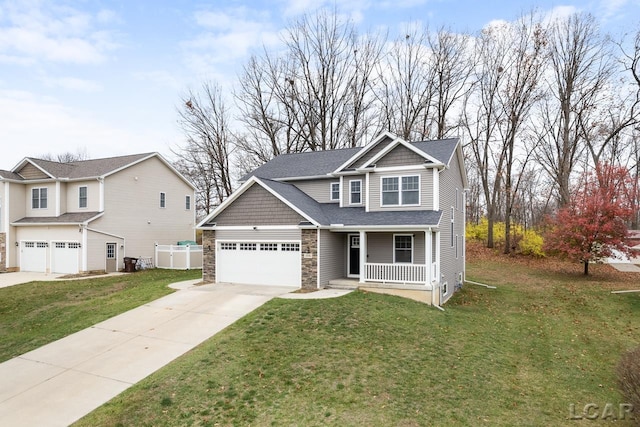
left=242, top=134, right=461, bottom=182
left=199, top=176, right=442, bottom=229
left=5, top=153, right=195, bottom=189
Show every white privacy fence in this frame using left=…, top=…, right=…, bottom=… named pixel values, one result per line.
left=155, top=245, right=203, bottom=270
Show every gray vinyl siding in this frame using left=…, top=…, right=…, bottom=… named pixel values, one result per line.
left=344, top=175, right=366, bottom=206
left=318, top=230, right=345, bottom=286
left=348, top=137, right=393, bottom=169
left=293, top=179, right=339, bottom=203
left=369, top=169, right=434, bottom=212
left=375, top=145, right=426, bottom=168
left=366, top=232, right=425, bottom=265
left=215, top=229, right=301, bottom=241
left=213, top=184, right=304, bottom=226
left=438, top=147, right=465, bottom=302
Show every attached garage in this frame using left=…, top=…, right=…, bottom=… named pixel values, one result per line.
left=20, top=241, right=47, bottom=272
left=51, top=242, right=80, bottom=274
left=216, top=241, right=301, bottom=287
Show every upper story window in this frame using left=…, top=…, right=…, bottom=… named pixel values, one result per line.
left=330, top=182, right=340, bottom=201
left=160, top=192, right=166, bottom=208
left=381, top=175, right=420, bottom=206
left=185, top=195, right=191, bottom=210
left=350, top=180, right=362, bottom=205
left=32, top=188, right=48, bottom=209
left=79, top=186, right=87, bottom=208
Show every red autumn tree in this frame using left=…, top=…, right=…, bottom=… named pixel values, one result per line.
left=545, top=164, right=636, bottom=275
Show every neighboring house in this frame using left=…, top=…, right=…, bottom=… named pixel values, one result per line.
left=0, top=153, right=196, bottom=274
left=197, top=132, right=467, bottom=306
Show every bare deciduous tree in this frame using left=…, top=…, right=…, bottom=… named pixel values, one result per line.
left=173, top=81, right=234, bottom=218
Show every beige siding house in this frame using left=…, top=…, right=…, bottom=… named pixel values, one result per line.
left=198, top=132, right=468, bottom=306
left=0, top=153, right=196, bottom=274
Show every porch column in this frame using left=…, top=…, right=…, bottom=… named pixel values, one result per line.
left=359, top=230, right=366, bottom=283
left=425, top=230, right=431, bottom=285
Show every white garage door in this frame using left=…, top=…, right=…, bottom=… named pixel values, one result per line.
left=51, top=242, right=80, bottom=274
left=216, top=241, right=301, bottom=287
left=20, top=241, right=47, bottom=272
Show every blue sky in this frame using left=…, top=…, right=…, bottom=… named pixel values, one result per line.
left=0, top=0, right=638, bottom=168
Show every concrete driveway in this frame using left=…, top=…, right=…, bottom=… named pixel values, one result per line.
left=0, top=281, right=297, bottom=427
left=0, top=272, right=65, bottom=288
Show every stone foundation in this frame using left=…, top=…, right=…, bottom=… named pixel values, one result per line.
left=301, top=228, right=318, bottom=290
left=202, top=230, right=215, bottom=283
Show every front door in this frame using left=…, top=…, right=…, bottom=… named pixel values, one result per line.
left=106, top=243, right=117, bottom=272
left=348, top=234, right=360, bottom=277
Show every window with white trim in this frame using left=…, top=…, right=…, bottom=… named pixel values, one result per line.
left=220, top=243, right=236, bottom=250
left=69, top=242, right=81, bottom=249
left=350, top=180, right=362, bottom=205
left=106, top=243, right=116, bottom=259
left=240, top=243, right=256, bottom=251
left=381, top=175, right=420, bottom=206
left=394, top=235, right=413, bottom=263
left=55, top=242, right=65, bottom=249
left=330, top=182, right=340, bottom=201
left=260, top=243, right=278, bottom=251
left=79, top=186, right=87, bottom=208
left=160, top=192, right=166, bottom=208
left=185, top=195, right=191, bottom=210
left=32, top=188, right=48, bottom=209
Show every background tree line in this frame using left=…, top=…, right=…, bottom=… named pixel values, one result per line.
left=174, top=8, right=640, bottom=252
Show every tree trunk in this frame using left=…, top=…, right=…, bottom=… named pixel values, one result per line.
left=583, top=260, right=589, bottom=275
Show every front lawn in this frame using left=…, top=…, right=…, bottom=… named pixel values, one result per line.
left=0, top=269, right=201, bottom=362
left=76, top=246, right=640, bottom=426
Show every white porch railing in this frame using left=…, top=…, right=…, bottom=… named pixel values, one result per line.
left=155, top=245, right=203, bottom=270
left=364, top=263, right=427, bottom=284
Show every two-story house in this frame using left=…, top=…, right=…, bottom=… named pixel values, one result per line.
left=197, top=132, right=467, bottom=306
left=0, top=153, right=196, bottom=274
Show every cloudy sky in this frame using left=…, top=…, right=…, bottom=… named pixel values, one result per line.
left=0, top=0, right=637, bottom=168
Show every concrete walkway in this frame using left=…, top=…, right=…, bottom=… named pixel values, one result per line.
left=0, top=271, right=126, bottom=289
left=0, top=281, right=351, bottom=427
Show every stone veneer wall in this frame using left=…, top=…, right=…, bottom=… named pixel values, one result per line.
left=301, top=228, right=318, bottom=290
left=0, top=233, right=5, bottom=272
left=202, top=230, right=216, bottom=283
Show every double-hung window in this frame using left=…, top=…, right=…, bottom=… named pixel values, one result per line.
left=32, top=188, right=48, bottom=209
left=381, top=175, right=420, bottom=206
left=350, top=180, right=362, bottom=205
left=394, top=235, right=413, bottom=263
left=330, top=182, right=340, bottom=201
left=79, top=186, right=87, bottom=208
left=185, top=195, right=191, bottom=210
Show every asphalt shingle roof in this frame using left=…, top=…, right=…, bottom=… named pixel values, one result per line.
left=12, top=212, right=101, bottom=224
left=0, top=170, right=24, bottom=180
left=260, top=178, right=442, bottom=227
left=25, top=153, right=154, bottom=179
left=243, top=137, right=459, bottom=181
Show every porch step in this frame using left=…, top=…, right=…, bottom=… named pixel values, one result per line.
left=327, top=279, right=431, bottom=291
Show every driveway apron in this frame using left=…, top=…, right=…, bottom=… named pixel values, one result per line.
left=0, top=281, right=294, bottom=427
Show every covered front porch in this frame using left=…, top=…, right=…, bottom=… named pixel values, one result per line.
left=323, top=228, right=441, bottom=304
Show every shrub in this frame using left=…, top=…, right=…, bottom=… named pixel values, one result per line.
left=617, top=345, right=640, bottom=423
left=466, top=218, right=545, bottom=257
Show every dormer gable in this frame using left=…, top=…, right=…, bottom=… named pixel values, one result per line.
left=333, top=132, right=444, bottom=174
left=12, top=159, right=55, bottom=180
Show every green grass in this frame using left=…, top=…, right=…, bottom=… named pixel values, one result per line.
left=75, top=250, right=640, bottom=426
left=0, top=269, right=201, bottom=362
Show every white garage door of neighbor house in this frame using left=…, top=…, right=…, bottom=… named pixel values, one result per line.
left=20, top=241, right=47, bottom=272
left=216, top=241, right=301, bottom=287
left=51, top=242, right=80, bottom=274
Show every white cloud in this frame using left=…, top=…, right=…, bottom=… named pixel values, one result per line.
left=542, top=5, right=580, bottom=25
left=0, top=90, right=170, bottom=168
left=41, top=76, right=102, bottom=92
left=133, top=70, right=182, bottom=90
left=0, top=0, right=119, bottom=65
